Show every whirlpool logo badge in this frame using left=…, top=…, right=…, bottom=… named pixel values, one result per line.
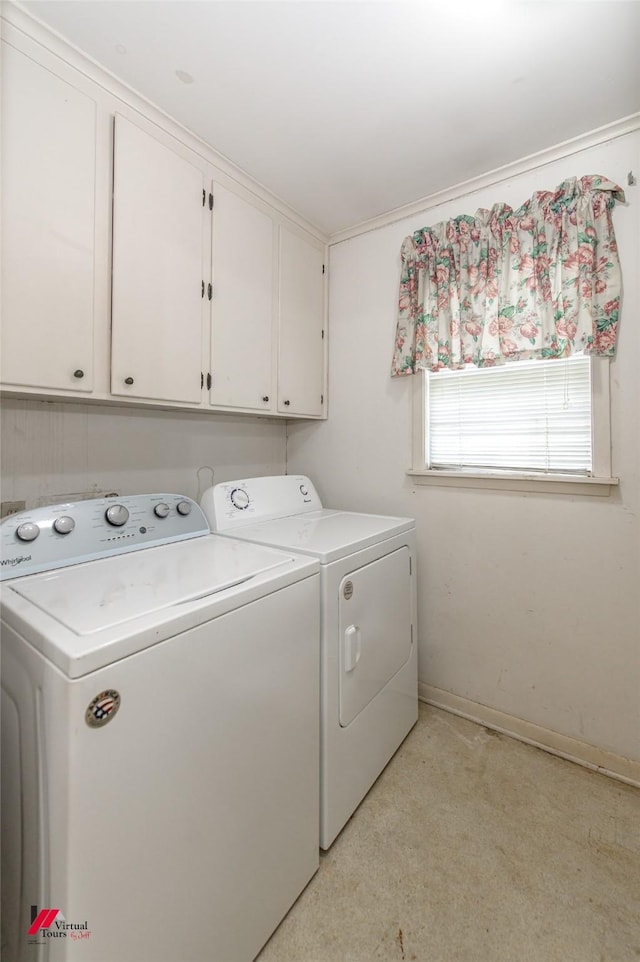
left=28, top=905, right=91, bottom=944
left=0, top=553, right=32, bottom=568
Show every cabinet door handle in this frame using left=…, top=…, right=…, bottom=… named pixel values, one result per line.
left=73, top=369, right=84, bottom=379
left=207, top=283, right=212, bottom=301
left=262, top=396, right=269, bottom=403
left=124, top=377, right=134, bottom=385
left=283, top=399, right=290, bottom=406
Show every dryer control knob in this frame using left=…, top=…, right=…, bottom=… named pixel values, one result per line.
left=154, top=503, right=170, bottom=518
left=53, top=516, right=75, bottom=535
left=16, top=522, right=40, bottom=542
left=230, top=488, right=250, bottom=510
left=176, top=500, right=192, bottom=516
left=105, top=504, right=129, bottom=527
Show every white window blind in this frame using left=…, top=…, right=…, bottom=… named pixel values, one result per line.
left=426, top=356, right=593, bottom=475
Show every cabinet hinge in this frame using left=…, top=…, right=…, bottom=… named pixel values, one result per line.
left=409, top=556, right=412, bottom=575
left=201, top=280, right=205, bottom=298
left=201, top=372, right=204, bottom=389
left=202, top=189, right=206, bottom=207
left=209, top=192, right=214, bottom=211
left=322, top=264, right=325, bottom=274
left=207, top=372, right=212, bottom=390
left=321, top=329, right=325, bottom=339
left=321, top=394, right=324, bottom=405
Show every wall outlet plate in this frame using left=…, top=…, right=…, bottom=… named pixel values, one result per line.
left=1, top=501, right=26, bottom=518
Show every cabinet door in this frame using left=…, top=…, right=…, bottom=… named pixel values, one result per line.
left=111, top=115, right=204, bottom=404
left=209, top=183, right=274, bottom=411
left=1, top=44, right=96, bottom=392
left=277, top=228, right=325, bottom=417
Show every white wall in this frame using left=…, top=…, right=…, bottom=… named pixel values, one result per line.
left=287, top=132, right=640, bottom=765
left=0, top=400, right=286, bottom=507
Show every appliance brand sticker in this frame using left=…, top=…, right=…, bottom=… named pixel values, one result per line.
left=85, top=689, right=121, bottom=728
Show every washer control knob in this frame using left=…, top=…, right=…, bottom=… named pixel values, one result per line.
left=176, top=500, right=192, bottom=516
left=105, top=504, right=129, bottom=527
left=299, top=484, right=308, bottom=496
left=53, top=516, right=75, bottom=535
left=154, top=503, right=170, bottom=519
left=16, top=522, right=40, bottom=542
left=230, top=488, right=250, bottom=510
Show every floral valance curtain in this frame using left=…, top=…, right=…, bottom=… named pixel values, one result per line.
left=391, top=174, right=624, bottom=376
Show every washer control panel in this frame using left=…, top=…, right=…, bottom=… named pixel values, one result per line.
left=200, top=475, right=322, bottom=531
left=0, top=494, right=209, bottom=580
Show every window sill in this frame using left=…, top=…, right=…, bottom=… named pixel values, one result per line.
left=407, top=469, right=619, bottom=496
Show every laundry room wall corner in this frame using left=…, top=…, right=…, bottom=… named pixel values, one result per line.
left=286, top=130, right=640, bottom=771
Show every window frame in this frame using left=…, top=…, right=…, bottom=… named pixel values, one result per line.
left=408, top=357, right=618, bottom=496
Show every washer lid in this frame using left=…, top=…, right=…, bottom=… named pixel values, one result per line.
left=218, top=510, right=415, bottom=564
left=9, top=535, right=296, bottom=633
left=1, top=536, right=319, bottom=677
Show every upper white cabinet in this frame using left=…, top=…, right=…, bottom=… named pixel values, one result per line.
left=208, top=185, right=327, bottom=417
left=111, top=115, right=205, bottom=405
left=278, top=228, right=326, bottom=417
left=209, top=183, right=274, bottom=412
left=111, top=118, right=326, bottom=418
left=1, top=44, right=97, bottom=392
left=0, top=23, right=327, bottom=418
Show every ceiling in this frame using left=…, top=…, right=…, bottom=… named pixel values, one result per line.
left=18, top=1, right=640, bottom=236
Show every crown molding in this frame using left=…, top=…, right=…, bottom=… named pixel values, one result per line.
left=330, top=113, right=640, bottom=246
left=4, top=1, right=636, bottom=251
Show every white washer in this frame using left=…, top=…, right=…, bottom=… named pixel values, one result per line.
left=1, top=493, right=320, bottom=962
left=201, top=475, right=418, bottom=850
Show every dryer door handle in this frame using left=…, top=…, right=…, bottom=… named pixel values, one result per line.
left=343, top=625, right=361, bottom=673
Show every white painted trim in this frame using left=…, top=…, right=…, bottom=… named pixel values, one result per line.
left=411, top=365, right=426, bottom=478
left=408, top=470, right=618, bottom=497
left=330, top=114, right=640, bottom=245
left=591, top=355, right=613, bottom=479
left=2, top=1, right=329, bottom=244
left=420, top=683, right=640, bottom=789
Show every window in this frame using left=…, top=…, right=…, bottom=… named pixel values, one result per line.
left=410, top=357, right=617, bottom=494
left=429, top=356, right=592, bottom=473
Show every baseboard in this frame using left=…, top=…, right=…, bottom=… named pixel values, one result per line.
left=420, top=683, right=640, bottom=789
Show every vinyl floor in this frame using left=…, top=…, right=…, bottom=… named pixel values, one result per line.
left=256, top=703, right=640, bottom=962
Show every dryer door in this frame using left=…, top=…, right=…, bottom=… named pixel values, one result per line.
left=339, top=546, right=412, bottom=727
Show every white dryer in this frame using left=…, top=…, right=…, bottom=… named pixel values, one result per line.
left=201, top=475, right=418, bottom=849
left=1, top=494, right=320, bottom=962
